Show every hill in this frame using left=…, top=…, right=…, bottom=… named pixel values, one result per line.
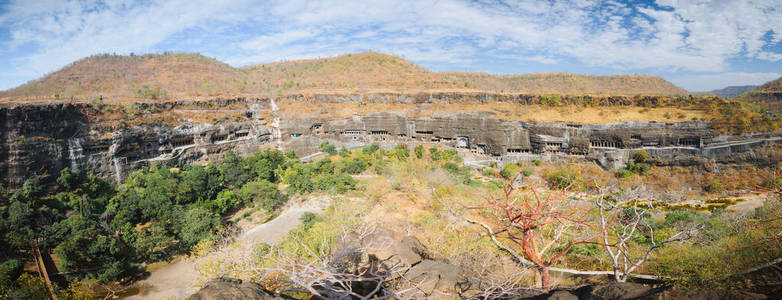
left=0, top=52, right=690, bottom=102
left=699, top=85, right=757, bottom=98
left=736, top=76, right=782, bottom=112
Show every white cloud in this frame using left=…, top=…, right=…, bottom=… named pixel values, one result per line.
left=670, top=72, right=781, bottom=92
left=0, top=0, right=781, bottom=90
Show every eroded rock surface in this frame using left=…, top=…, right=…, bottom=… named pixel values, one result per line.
left=2, top=97, right=780, bottom=190
left=187, top=278, right=293, bottom=300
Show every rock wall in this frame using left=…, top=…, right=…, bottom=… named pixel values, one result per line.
left=1, top=98, right=780, bottom=190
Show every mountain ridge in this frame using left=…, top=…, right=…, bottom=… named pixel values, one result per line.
left=0, top=52, right=690, bottom=102
left=735, top=76, right=782, bottom=112
left=698, top=85, right=757, bottom=98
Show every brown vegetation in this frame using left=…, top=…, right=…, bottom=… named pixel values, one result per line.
left=0, top=52, right=689, bottom=103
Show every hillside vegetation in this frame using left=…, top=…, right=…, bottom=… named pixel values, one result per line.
left=736, top=76, right=782, bottom=112
left=698, top=85, right=757, bottom=98
left=0, top=52, right=689, bottom=102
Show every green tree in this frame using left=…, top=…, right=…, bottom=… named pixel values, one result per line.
left=181, top=164, right=223, bottom=202
left=220, top=151, right=251, bottom=188
left=500, top=163, right=520, bottom=180
left=319, top=142, right=337, bottom=155
left=414, top=145, right=424, bottom=159
left=429, top=146, right=442, bottom=161
left=178, top=207, right=220, bottom=248
left=206, top=190, right=239, bottom=215
left=10, top=179, right=43, bottom=202
left=395, top=144, right=410, bottom=161
left=362, top=143, right=380, bottom=154
left=238, top=180, right=282, bottom=211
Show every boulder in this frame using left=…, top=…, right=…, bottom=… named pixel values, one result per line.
left=188, top=278, right=293, bottom=300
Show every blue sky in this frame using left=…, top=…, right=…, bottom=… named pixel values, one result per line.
left=1, top=0, right=781, bottom=92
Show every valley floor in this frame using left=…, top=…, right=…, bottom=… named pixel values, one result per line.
left=121, top=195, right=333, bottom=299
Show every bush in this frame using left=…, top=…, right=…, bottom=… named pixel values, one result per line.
left=0, top=259, right=23, bottom=281
left=532, top=159, right=542, bottom=166
left=137, top=85, right=166, bottom=99
left=500, top=163, right=519, bottom=180
left=338, top=157, right=368, bottom=174
left=633, top=150, right=650, bottom=163
left=546, top=169, right=581, bottom=189
left=239, top=180, right=283, bottom=211
left=441, top=149, right=458, bottom=161
left=442, top=163, right=471, bottom=184
left=394, top=144, right=410, bottom=161
left=338, top=147, right=350, bottom=157
left=705, top=179, right=723, bottom=193
left=179, top=207, right=220, bottom=247
left=522, top=167, right=534, bottom=176
left=209, top=190, right=239, bottom=214
left=429, top=146, right=441, bottom=161
left=312, top=173, right=357, bottom=194
left=664, top=210, right=697, bottom=227
left=414, top=145, right=424, bottom=159
left=319, top=142, right=337, bottom=155
left=617, top=169, right=633, bottom=178
left=299, top=212, right=320, bottom=231
left=362, top=143, right=380, bottom=154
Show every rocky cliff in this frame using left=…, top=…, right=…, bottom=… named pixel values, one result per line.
left=1, top=96, right=780, bottom=190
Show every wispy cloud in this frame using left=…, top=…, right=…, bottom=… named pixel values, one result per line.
left=0, top=0, right=780, bottom=91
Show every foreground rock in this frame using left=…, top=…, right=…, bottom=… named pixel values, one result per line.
left=190, top=229, right=771, bottom=300
left=188, top=278, right=293, bottom=300
left=521, top=282, right=768, bottom=300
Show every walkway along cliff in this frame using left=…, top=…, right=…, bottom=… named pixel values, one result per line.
left=1, top=94, right=780, bottom=189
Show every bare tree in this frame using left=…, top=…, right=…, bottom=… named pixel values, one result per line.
left=244, top=225, right=422, bottom=300
left=594, top=184, right=700, bottom=282
left=465, top=179, right=602, bottom=290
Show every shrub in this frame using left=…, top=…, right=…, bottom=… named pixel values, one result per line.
left=319, top=142, right=337, bottom=155
left=664, top=210, right=697, bottom=227
left=338, top=147, right=350, bottom=157
left=299, top=212, right=320, bottom=231
left=546, top=169, right=581, bottom=189
left=0, top=259, right=23, bottom=281
left=522, top=167, right=534, bottom=176
left=239, top=180, right=283, bottom=211
left=362, top=143, right=380, bottom=154
left=394, top=144, right=410, bottom=160
left=179, top=207, right=220, bottom=248
left=705, top=179, right=723, bottom=193
left=338, top=157, right=368, bottom=174
left=441, top=149, right=458, bottom=161
left=137, top=85, right=166, bottom=99
left=632, top=150, right=650, bottom=163
left=617, top=169, right=633, bottom=178
left=414, top=145, right=424, bottom=159
left=532, top=159, right=542, bottom=166
left=312, top=173, right=356, bottom=194
left=429, top=146, right=442, bottom=161
left=442, top=162, right=460, bottom=174
left=210, top=190, right=239, bottom=214
left=500, top=163, right=519, bottom=180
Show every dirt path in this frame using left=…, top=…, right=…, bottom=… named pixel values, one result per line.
left=122, top=196, right=331, bottom=299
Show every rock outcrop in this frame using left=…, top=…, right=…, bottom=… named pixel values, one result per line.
left=188, top=278, right=293, bottom=300
left=2, top=97, right=781, bottom=190
left=522, top=282, right=767, bottom=300
left=190, top=230, right=770, bottom=300
left=328, top=228, right=479, bottom=299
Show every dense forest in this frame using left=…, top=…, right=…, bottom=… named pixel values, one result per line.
left=0, top=146, right=373, bottom=298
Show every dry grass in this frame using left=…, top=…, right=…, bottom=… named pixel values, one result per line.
left=278, top=100, right=707, bottom=123
left=1, top=52, right=689, bottom=103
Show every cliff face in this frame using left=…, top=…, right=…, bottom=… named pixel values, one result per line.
left=1, top=96, right=780, bottom=190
